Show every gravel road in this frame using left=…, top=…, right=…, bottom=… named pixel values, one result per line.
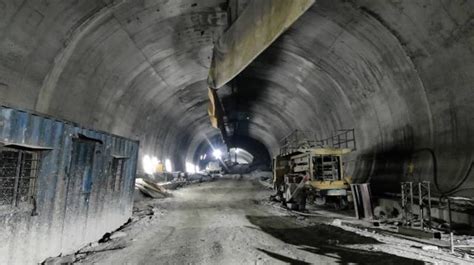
left=77, top=178, right=423, bottom=264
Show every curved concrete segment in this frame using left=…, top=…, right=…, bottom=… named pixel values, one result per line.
left=0, top=0, right=473, bottom=197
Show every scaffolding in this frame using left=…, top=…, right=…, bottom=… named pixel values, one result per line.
left=401, top=181, right=432, bottom=229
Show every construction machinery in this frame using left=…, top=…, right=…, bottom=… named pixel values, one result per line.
left=272, top=129, right=356, bottom=210
left=206, top=161, right=222, bottom=175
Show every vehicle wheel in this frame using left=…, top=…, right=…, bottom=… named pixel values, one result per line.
left=287, top=202, right=298, bottom=210
left=334, top=196, right=348, bottom=210
left=297, top=196, right=306, bottom=211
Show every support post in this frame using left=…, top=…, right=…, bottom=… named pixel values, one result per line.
left=450, top=232, right=455, bottom=254
left=448, top=197, right=454, bottom=253
left=13, top=152, right=23, bottom=207
left=425, top=181, right=432, bottom=229
left=418, top=182, right=424, bottom=229
left=401, top=182, right=414, bottom=226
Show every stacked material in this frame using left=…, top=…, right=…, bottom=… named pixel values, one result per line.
left=135, top=178, right=171, bottom=198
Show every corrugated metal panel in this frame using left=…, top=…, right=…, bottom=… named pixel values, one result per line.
left=0, top=106, right=139, bottom=264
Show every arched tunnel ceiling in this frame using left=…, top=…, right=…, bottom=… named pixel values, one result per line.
left=0, top=0, right=473, bottom=196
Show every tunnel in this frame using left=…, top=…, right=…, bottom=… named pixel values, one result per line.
left=0, top=0, right=473, bottom=263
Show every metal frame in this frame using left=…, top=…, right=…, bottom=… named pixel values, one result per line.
left=0, top=147, right=41, bottom=207
left=401, top=181, right=415, bottom=226
left=444, top=196, right=474, bottom=253
left=315, top=129, right=356, bottom=151
left=279, top=129, right=356, bottom=155
left=418, top=181, right=432, bottom=229
left=112, top=157, right=127, bottom=192
left=279, top=130, right=318, bottom=155
left=401, top=181, right=432, bottom=229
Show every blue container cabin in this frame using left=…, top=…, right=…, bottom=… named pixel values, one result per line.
left=0, top=105, right=139, bottom=264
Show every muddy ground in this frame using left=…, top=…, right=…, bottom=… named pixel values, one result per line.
left=49, top=178, right=443, bottom=264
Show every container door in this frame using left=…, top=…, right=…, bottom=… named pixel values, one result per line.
left=61, top=138, right=97, bottom=252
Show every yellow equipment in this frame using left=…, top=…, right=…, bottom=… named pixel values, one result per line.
left=155, top=162, right=165, bottom=173
left=272, top=130, right=355, bottom=210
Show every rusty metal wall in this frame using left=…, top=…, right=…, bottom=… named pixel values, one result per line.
left=0, top=105, right=139, bottom=264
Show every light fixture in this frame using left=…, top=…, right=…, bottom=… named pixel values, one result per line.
left=165, top=159, right=172, bottom=172
left=213, top=149, right=222, bottom=159
left=143, top=155, right=159, bottom=174
left=186, top=162, right=196, bottom=174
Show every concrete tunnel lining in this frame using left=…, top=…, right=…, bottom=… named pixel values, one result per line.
left=0, top=0, right=472, bottom=197
left=1, top=0, right=474, bottom=263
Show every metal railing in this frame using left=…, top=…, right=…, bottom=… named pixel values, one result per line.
left=279, top=130, right=318, bottom=155
left=279, top=129, right=356, bottom=155
left=315, top=129, right=356, bottom=150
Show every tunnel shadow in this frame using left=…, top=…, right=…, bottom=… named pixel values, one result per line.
left=220, top=43, right=286, bottom=140
left=220, top=75, right=271, bottom=137
left=247, top=215, right=423, bottom=264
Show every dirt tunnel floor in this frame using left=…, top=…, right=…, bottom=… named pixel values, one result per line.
left=77, top=179, right=423, bottom=264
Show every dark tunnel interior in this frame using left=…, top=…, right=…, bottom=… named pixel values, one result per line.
left=193, top=134, right=271, bottom=172
left=1, top=0, right=474, bottom=262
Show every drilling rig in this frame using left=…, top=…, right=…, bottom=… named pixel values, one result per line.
left=272, top=129, right=356, bottom=211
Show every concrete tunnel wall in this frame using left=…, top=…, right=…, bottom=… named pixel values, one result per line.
left=0, top=0, right=473, bottom=198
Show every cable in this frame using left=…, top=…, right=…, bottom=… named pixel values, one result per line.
left=411, top=148, right=439, bottom=190
left=445, top=162, right=474, bottom=195
left=412, top=148, right=473, bottom=196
